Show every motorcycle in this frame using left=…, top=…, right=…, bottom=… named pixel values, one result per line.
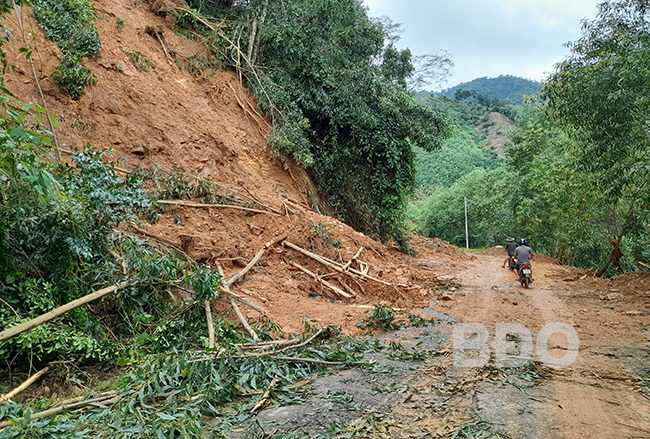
left=507, top=255, right=517, bottom=271
left=519, top=262, right=533, bottom=288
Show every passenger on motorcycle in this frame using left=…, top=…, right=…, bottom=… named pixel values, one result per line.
left=514, top=238, right=533, bottom=280
left=502, top=237, right=518, bottom=269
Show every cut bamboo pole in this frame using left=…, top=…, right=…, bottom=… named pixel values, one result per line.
left=337, top=278, right=358, bottom=298
left=239, top=339, right=300, bottom=351
left=220, top=290, right=266, bottom=314
left=224, top=236, right=287, bottom=287
left=0, top=281, right=130, bottom=343
left=216, top=262, right=258, bottom=341
left=204, top=300, right=216, bottom=349
left=0, top=393, right=120, bottom=428
left=250, top=377, right=280, bottom=414
left=0, top=365, right=51, bottom=402
left=289, top=261, right=353, bottom=299
left=230, top=297, right=258, bottom=341
left=242, top=327, right=328, bottom=358
left=342, top=247, right=364, bottom=270
left=157, top=200, right=277, bottom=216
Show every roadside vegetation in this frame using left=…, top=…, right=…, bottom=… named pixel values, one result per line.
left=411, top=0, right=650, bottom=277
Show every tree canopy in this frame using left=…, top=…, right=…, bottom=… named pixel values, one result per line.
left=242, top=0, right=452, bottom=246
left=543, top=0, right=650, bottom=275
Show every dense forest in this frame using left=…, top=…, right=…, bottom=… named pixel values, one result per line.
left=431, top=74, right=541, bottom=104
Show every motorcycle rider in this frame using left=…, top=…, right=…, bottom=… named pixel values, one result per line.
left=514, top=238, right=533, bottom=280
left=502, top=237, right=518, bottom=268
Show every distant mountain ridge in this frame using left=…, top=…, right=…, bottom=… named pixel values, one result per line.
left=420, top=75, right=541, bottom=105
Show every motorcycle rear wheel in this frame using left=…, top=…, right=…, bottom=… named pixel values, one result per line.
left=523, top=277, right=530, bottom=289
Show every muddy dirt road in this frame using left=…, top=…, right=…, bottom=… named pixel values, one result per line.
left=241, top=250, right=650, bottom=438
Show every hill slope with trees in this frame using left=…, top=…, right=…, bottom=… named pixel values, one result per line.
left=0, top=0, right=465, bottom=436
left=431, top=74, right=541, bottom=104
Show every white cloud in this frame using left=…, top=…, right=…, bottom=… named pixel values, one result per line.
left=362, top=0, right=601, bottom=89
left=481, top=0, right=598, bottom=28
left=362, top=0, right=388, bottom=11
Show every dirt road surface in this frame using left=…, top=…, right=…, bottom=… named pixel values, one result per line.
left=242, top=250, right=650, bottom=438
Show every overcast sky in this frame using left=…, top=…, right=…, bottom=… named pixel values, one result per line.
left=363, top=0, right=602, bottom=90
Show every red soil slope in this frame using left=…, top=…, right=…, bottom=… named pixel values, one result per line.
left=1, top=0, right=470, bottom=334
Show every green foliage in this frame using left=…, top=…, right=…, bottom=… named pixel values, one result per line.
left=0, top=97, right=230, bottom=366
left=418, top=168, right=513, bottom=248
left=541, top=0, right=650, bottom=273
left=51, top=53, right=96, bottom=100
left=0, top=329, right=383, bottom=438
left=31, top=0, right=101, bottom=99
left=124, top=50, right=155, bottom=71
left=411, top=94, right=502, bottom=192
left=453, top=89, right=518, bottom=120
left=233, top=0, right=451, bottom=245
left=356, top=305, right=400, bottom=331
left=435, top=74, right=540, bottom=105
left=356, top=305, right=437, bottom=332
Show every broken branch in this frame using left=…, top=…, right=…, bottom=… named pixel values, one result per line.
left=204, top=300, right=216, bottom=349
left=283, top=241, right=392, bottom=287
left=224, top=235, right=287, bottom=287
left=230, top=297, right=258, bottom=341
left=0, top=365, right=51, bottom=403
left=216, top=262, right=258, bottom=341
left=342, top=247, right=364, bottom=271
left=220, top=290, right=266, bottom=314
left=289, top=261, right=353, bottom=299
left=0, top=393, right=120, bottom=428
left=638, top=261, right=650, bottom=270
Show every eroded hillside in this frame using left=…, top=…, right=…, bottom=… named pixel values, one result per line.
left=1, top=0, right=468, bottom=334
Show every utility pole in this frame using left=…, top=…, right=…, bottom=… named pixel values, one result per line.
left=464, top=197, right=469, bottom=249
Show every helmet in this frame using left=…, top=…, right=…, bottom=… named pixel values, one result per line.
left=506, top=237, right=515, bottom=242
left=519, top=238, right=527, bottom=246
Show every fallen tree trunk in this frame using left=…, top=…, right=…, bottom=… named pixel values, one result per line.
left=0, top=281, right=131, bottom=343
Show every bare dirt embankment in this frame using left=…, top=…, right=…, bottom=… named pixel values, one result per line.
left=1, top=1, right=471, bottom=335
